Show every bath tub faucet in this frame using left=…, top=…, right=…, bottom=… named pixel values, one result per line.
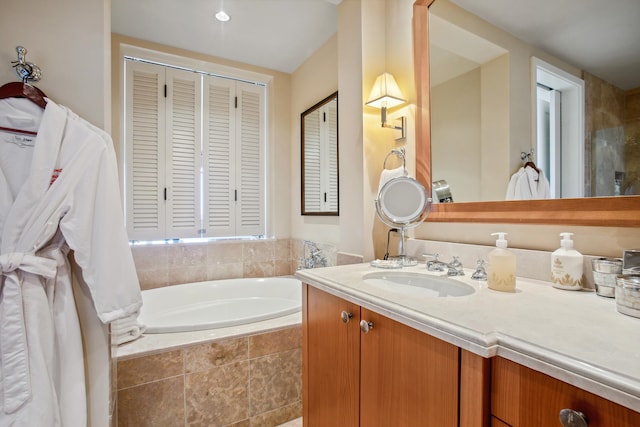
left=299, top=240, right=327, bottom=269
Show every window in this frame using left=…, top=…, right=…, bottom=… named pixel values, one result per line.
left=124, top=58, right=266, bottom=241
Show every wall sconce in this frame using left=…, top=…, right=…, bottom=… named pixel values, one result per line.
left=365, top=72, right=406, bottom=141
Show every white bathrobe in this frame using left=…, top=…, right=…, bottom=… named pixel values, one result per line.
left=505, top=165, right=551, bottom=200
left=0, top=98, right=142, bottom=426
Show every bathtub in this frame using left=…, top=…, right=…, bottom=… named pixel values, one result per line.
left=139, top=276, right=302, bottom=333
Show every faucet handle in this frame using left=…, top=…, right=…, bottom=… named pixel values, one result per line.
left=471, top=259, right=487, bottom=281
left=447, top=256, right=464, bottom=276
left=423, top=253, right=445, bottom=272
left=449, top=255, right=462, bottom=269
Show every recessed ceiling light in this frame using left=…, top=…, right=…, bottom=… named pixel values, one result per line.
left=215, top=10, right=230, bottom=22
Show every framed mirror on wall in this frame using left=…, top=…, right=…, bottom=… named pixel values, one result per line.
left=301, top=92, right=339, bottom=216
left=412, top=0, right=640, bottom=227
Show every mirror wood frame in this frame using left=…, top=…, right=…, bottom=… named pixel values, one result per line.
left=413, top=0, right=640, bottom=227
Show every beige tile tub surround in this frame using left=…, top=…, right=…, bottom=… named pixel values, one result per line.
left=131, top=238, right=339, bottom=290
left=117, top=326, right=302, bottom=427
left=276, top=418, right=302, bottom=427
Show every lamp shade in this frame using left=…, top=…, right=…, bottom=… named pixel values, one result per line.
left=365, top=72, right=405, bottom=109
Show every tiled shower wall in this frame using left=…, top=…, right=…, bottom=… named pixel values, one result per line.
left=584, top=71, right=640, bottom=197
left=117, top=326, right=302, bottom=427
left=130, top=238, right=338, bottom=290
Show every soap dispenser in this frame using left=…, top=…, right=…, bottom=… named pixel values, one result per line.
left=488, top=232, right=516, bottom=292
left=551, top=232, right=584, bottom=290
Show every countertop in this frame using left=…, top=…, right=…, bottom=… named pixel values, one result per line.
left=295, top=263, right=640, bottom=412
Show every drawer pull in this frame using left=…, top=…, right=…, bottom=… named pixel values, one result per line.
left=559, top=409, right=588, bottom=427
left=340, top=311, right=353, bottom=324
left=359, top=320, right=374, bottom=333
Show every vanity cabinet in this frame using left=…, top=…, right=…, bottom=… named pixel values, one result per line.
left=491, top=357, right=640, bottom=427
left=303, top=284, right=460, bottom=427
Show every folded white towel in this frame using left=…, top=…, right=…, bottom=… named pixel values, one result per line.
left=111, top=312, right=146, bottom=345
left=378, top=166, right=407, bottom=193
left=112, top=317, right=137, bottom=332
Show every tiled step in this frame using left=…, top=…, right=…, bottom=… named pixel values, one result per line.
left=277, top=417, right=302, bottom=427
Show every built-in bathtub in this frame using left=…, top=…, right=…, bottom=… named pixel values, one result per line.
left=139, top=276, right=302, bottom=333
left=116, top=276, right=303, bottom=426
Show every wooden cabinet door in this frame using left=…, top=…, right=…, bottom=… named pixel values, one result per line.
left=303, top=285, right=360, bottom=427
left=359, top=308, right=460, bottom=427
left=491, top=416, right=512, bottom=427
left=492, top=356, right=640, bottom=427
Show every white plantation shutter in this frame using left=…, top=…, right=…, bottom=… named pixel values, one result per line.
left=124, top=59, right=266, bottom=240
left=236, top=82, right=265, bottom=236
left=324, top=100, right=339, bottom=212
left=304, top=109, right=322, bottom=212
left=125, top=60, right=165, bottom=241
left=302, top=97, right=338, bottom=214
left=165, top=68, right=202, bottom=238
left=203, top=76, right=236, bottom=236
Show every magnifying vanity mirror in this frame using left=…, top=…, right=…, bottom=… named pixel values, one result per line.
left=375, top=149, right=431, bottom=265
left=413, top=0, right=640, bottom=227
left=377, top=177, right=430, bottom=226
left=301, top=92, right=339, bottom=215
left=376, top=176, right=431, bottom=265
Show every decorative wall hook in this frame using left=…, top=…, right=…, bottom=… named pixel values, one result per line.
left=11, top=46, right=42, bottom=83
left=520, top=149, right=534, bottom=162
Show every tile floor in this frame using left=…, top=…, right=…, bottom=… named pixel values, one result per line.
left=277, top=417, right=302, bottom=427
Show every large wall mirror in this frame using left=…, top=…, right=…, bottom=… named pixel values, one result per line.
left=301, top=92, right=339, bottom=216
left=413, top=0, right=640, bottom=227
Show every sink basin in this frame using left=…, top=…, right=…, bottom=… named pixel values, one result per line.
left=362, top=271, right=475, bottom=297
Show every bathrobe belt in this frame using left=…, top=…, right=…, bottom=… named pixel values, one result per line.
left=0, top=252, right=57, bottom=414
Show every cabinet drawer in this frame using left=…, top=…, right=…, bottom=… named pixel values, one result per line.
left=491, top=357, right=640, bottom=427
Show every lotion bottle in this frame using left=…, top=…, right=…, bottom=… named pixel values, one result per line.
left=551, top=232, right=584, bottom=290
left=487, top=232, right=516, bottom=292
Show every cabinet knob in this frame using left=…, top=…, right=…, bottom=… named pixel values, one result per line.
left=359, top=320, right=374, bottom=333
left=559, top=409, right=588, bottom=427
left=340, top=311, right=353, bottom=323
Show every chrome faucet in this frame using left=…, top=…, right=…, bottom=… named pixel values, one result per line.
left=298, top=240, right=327, bottom=270
left=424, top=253, right=446, bottom=272
left=447, top=256, right=464, bottom=276
left=471, top=259, right=487, bottom=281
left=423, top=254, right=465, bottom=276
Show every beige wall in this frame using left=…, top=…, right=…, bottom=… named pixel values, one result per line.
left=431, top=53, right=510, bottom=203
left=430, top=0, right=582, bottom=173
left=290, top=35, right=340, bottom=246
left=362, top=0, right=416, bottom=260
left=432, top=69, right=481, bottom=202
left=291, top=0, right=416, bottom=260
left=1, top=0, right=110, bottom=128
left=1, top=1, right=112, bottom=425
left=480, top=53, right=510, bottom=200
left=337, top=0, right=366, bottom=257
